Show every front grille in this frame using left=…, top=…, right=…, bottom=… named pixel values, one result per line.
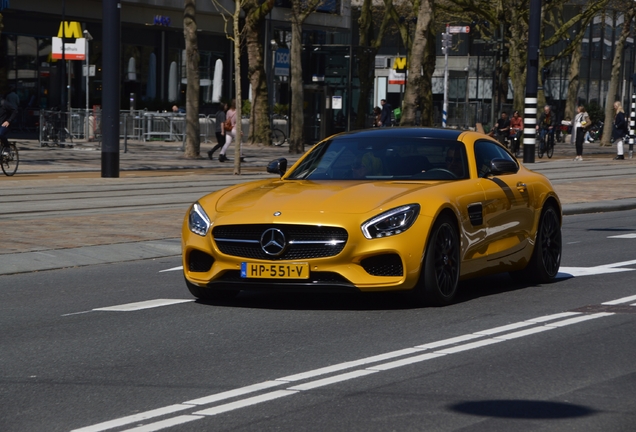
left=360, top=254, right=404, bottom=276
left=189, top=249, right=214, bottom=272
left=213, top=224, right=348, bottom=260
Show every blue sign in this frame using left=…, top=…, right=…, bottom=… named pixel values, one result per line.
left=153, top=15, right=171, bottom=27
left=274, top=48, right=290, bottom=77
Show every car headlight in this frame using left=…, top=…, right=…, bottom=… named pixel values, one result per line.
left=189, top=202, right=211, bottom=236
left=361, top=204, right=420, bottom=239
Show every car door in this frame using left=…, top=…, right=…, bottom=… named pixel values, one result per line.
left=472, top=140, right=534, bottom=267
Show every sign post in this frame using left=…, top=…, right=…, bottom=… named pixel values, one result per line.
left=441, top=25, right=451, bottom=128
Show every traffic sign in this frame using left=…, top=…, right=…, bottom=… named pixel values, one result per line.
left=449, top=26, right=470, bottom=34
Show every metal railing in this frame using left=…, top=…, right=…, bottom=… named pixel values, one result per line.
left=39, top=109, right=216, bottom=146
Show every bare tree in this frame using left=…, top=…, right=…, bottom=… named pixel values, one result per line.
left=400, top=0, right=434, bottom=126
left=184, top=0, right=201, bottom=158
left=288, top=0, right=323, bottom=154
left=243, top=0, right=275, bottom=145
left=210, top=0, right=244, bottom=173
left=601, top=4, right=636, bottom=146
left=355, top=0, right=393, bottom=129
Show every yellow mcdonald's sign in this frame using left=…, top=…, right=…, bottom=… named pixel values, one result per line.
left=393, top=57, right=407, bottom=71
left=57, top=21, right=83, bottom=39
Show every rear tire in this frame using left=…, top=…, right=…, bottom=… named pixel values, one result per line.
left=414, top=215, right=460, bottom=306
left=185, top=278, right=239, bottom=302
left=514, top=204, right=561, bottom=283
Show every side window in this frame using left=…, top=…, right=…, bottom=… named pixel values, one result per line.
left=474, top=141, right=517, bottom=178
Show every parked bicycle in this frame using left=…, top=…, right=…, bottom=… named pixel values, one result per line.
left=537, top=130, right=555, bottom=159
left=1, top=141, right=19, bottom=176
left=40, top=109, right=73, bottom=147
left=271, top=127, right=286, bottom=146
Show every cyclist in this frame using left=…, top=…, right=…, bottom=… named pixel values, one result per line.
left=536, top=105, right=556, bottom=152
left=0, top=92, right=17, bottom=155
left=489, top=111, right=510, bottom=147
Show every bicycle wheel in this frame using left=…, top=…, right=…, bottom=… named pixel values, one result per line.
left=271, top=128, right=286, bottom=146
left=1, top=143, right=19, bottom=176
left=547, top=139, right=554, bottom=158
left=537, top=135, right=545, bottom=159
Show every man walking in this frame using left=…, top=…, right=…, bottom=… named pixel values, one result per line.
left=380, top=99, right=392, bottom=127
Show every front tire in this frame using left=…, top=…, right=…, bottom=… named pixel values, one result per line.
left=415, top=215, right=460, bottom=306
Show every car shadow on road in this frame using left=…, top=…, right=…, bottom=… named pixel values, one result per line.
left=194, top=272, right=566, bottom=311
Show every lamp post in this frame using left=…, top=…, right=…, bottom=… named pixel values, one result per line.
left=83, top=30, right=93, bottom=141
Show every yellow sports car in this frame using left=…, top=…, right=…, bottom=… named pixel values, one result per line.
left=182, top=128, right=561, bottom=305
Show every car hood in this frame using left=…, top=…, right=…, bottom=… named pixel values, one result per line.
left=210, top=179, right=439, bottom=217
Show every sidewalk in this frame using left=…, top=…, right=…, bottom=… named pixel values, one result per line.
left=1, top=133, right=636, bottom=276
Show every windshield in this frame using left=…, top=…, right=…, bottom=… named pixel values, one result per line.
left=286, top=136, right=469, bottom=181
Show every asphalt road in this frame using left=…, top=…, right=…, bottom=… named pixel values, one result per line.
left=1, top=209, right=635, bottom=432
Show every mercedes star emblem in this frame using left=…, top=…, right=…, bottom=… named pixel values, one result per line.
left=260, top=228, right=287, bottom=256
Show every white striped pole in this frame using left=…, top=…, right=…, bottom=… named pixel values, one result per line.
left=629, top=92, right=635, bottom=159
left=523, top=0, right=541, bottom=163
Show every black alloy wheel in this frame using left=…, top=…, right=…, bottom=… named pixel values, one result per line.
left=416, top=215, right=460, bottom=306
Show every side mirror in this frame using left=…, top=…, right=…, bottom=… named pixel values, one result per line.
left=267, top=157, right=288, bottom=177
left=489, top=158, right=519, bottom=175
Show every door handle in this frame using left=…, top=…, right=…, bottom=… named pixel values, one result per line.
left=516, top=182, right=527, bottom=193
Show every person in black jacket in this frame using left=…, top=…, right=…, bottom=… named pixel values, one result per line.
left=0, top=94, right=18, bottom=151
left=379, top=99, right=392, bottom=127
left=612, top=101, right=629, bottom=160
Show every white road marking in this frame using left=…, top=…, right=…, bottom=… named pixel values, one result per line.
left=193, top=390, right=298, bottom=416
left=287, top=370, right=378, bottom=391
left=122, top=415, right=203, bottom=432
left=73, top=305, right=628, bottom=431
left=602, top=294, right=636, bottom=305
left=70, top=404, right=192, bottom=432
left=183, top=381, right=282, bottom=406
left=608, top=233, right=636, bottom=239
left=159, top=266, right=183, bottom=273
left=93, top=299, right=194, bottom=312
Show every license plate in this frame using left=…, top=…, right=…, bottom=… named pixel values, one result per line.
left=241, top=262, right=309, bottom=279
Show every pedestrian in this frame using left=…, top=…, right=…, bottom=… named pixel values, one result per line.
left=6, top=85, right=19, bottom=110
left=0, top=92, right=18, bottom=153
left=571, top=105, right=590, bottom=161
left=536, top=105, right=556, bottom=152
left=208, top=102, right=227, bottom=160
left=612, top=101, right=629, bottom=160
left=509, top=110, right=523, bottom=155
left=218, top=99, right=244, bottom=162
left=379, top=99, right=392, bottom=127
left=373, top=106, right=381, bottom=127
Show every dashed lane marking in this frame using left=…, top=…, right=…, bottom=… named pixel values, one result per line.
left=71, top=299, right=635, bottom=432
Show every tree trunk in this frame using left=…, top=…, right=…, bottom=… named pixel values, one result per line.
left=243, top=0, right=274, bottom=146
left=401, top=0, right=432, bottom=126
left=233, top=0, right=243, bottom=174
left=418, top=26, right=436, bottom=127
left=289, top=17, right=304, bottom=154
left=184, top=0, right=200, bottom=158
left=564, top=41, right=581, bottom=123
left=601, top=7, right=635, bottom=146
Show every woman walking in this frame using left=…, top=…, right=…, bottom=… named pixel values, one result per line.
left=612, top=101, right=628, bottom=160
left=572, top=105, right=590, bottom=161
left=218, top=100, right=243, bottom=162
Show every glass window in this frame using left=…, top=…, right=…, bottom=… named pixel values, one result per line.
left=474, top=140, right=517, bottom=178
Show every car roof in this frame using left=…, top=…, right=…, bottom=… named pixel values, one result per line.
left=332, top=127, right=465, bottom=141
